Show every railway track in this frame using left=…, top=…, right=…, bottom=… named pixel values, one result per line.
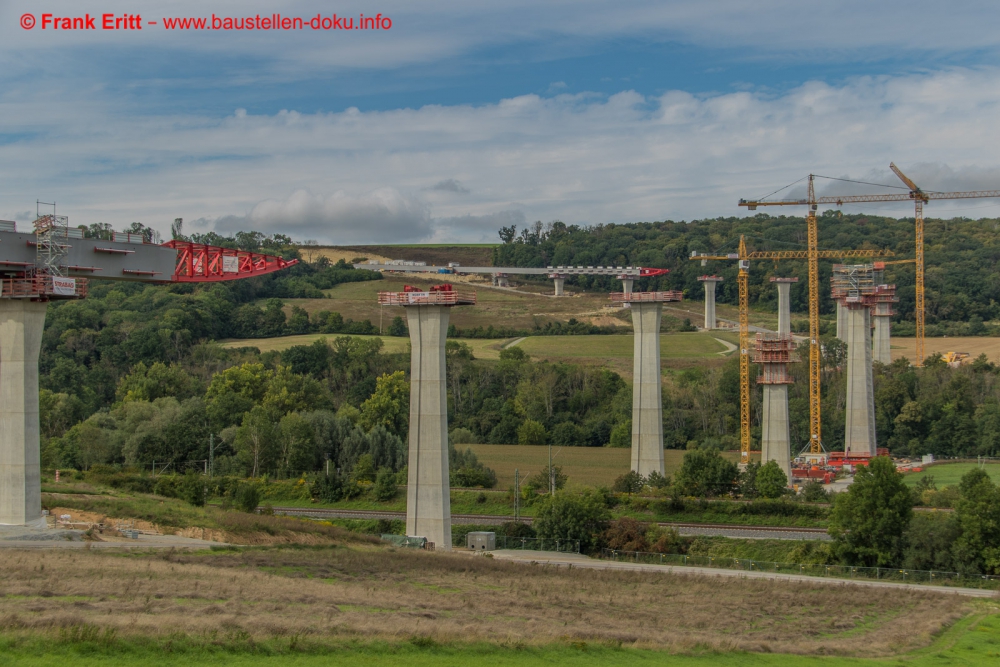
left=269, top=507, right=830, bottom=540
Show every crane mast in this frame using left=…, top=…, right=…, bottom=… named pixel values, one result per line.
left=691, top=225, right=892, bottom=462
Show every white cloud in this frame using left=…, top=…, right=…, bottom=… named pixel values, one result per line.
left=4, top=68, right=1000, bottom=241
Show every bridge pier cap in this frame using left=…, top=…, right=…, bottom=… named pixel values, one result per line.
left=377, top=285, right=476, bottom=550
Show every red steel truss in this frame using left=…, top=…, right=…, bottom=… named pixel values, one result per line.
left=163, top=241, right=299, bottom=282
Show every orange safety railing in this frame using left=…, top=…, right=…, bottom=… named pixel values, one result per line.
left=1, top=276, right=88, bottom=299
left=378, top=290, right=477, bottom=306
left=610, top=291, right=683, bottom=303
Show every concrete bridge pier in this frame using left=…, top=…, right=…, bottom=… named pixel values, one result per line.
left=404, top=304, right=453, bottom=549
left=610, top=289, right=683, bottom=477
left=836, top=302, right=847, bottom=342
left=844, top=302, right=877, bottom=455
left=550, top=274, right=566, bottom=296
left=771, top=277, right=798, bottom=336
left=0, top=300, right=48, bottom=527
left=630, top=301, right=665, bottom=477
left=696, top=276, right=723, bottom=330
left=379, top=287, right=476, bottom=550
left=872, top=301, right=892, bottom=365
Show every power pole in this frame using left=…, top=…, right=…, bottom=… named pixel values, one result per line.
left=514, top=468, right=520, bottom=522
left=209, top=433, right=215, bottom=478
left=548, top=441, right=554, bottom=495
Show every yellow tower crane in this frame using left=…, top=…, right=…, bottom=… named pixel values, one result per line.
left=741, top=167, right=1000, bottom=367
left=691, top=234, right=893, bottom=463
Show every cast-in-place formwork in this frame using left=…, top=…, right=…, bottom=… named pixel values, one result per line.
left=831, top=265, right=892, bottom=457
left=609, top=290, right=683, bottom=478
left=696, top=276, right=724, bottom=330
left=753, top=333, right=798, bottom=480
left=377, top=285, right=476, bottom=550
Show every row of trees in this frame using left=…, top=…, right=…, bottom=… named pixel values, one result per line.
left=494, top=214, right=1000, bottom=335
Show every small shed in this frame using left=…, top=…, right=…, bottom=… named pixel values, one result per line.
left=466, top=531, right=496, bottom=551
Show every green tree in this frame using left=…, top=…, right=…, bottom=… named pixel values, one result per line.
left=234, top=406, right=277, bottom=478
left=533, top=490, right=610, bottom=552
left=675, top=449, right=738, bottom=497
left=608, top=420, right=631, bottom=448
left=951, top=469, right=1000, bottom=575
left=828, top=457, right=913, bottom=567
left=517, top=419, right=547, bottom=445
left=277, top=412, right=319, bottom=475
left=359, top=371, right=409, bottom=437
left=387, top=316, right=408, bottom=337
left=352, top=453, right=376, bottom=483
left=612, top=470, right=644, bottom=496
left=756, top=461, right=788, bottom=499
left=116, top=361, right=203, bottom=404
left=373, top=467, right=399, bottom=501
left=205, top=362, right=273, bottom=429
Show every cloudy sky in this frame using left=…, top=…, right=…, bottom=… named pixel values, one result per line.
left=2, top=1, right=1000, bottom=243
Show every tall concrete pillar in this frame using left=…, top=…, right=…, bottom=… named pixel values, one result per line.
left=697, top=276, right=723, bottom=330
left=836, top=302, right=847, bottom=342
left=872, top=301, right=892, bottom=365
left=0, top=300, right=48, bottom=527
left=761, top=385, right=791, bottom=479
left=630, top=302, right=664, bottom=477
left=621, top=278, right=633, bottom=297
left=844, top=304, right=877, bottom=455
left=404, top=304, right=452, bottom=549
left=771, top=277, right=798, bottom=336
left=553, top=277, right=565, bottom=296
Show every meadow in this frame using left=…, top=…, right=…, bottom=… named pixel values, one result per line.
left=904, top=462, right=1000, bottom=488
left=0, top=544, right=977, bottom=665
left=464, top=445, right=747, bottom=490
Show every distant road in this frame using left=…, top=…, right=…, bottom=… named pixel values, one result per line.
left=269, top=507, right=830, bottom=541
left=488, top=550, right=997, bottom=598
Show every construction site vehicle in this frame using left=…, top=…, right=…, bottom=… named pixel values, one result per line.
left=942, top=351, right=970, bottom=367
left=791, top=466, right=836, bottom=484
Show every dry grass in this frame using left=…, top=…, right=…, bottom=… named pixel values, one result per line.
left=465, top=445, right=745, bottom=490
left=219, top=333, right=509, bottom=359
left=890, top=336, right=1000, bottom=364
left=0, top=547, right=968, bottom=656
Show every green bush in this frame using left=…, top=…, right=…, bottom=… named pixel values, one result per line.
left=233, top=483, right=262, bottom=513
left=178, top=471, right=206, bottom=507
left=373, top=467, right=399, bottom=501
left=675, top=449, right=739, bottom=497
left=533, top=490, right=610, bottom=552
left=608, top=420, right=631, bottom=448
left=311, top=474, right=344, bottom=502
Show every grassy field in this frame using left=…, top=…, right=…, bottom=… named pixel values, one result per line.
left=464, top=445, right=747, bottom=490
left=516, top=333, right=731, bottom=360
left=219, top=333, right=508, bottom=359
left=218, top=329, right=734, bottom=370
left=891, top=336, right=1000, bottom=363
left=0, top=545, right=975, bottom=663
left=904, top=462, right=1000, bottom=488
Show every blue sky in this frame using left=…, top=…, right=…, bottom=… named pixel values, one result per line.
left=2, top=0, right=1000, bottom=242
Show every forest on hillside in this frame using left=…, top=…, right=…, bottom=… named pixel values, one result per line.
left=494, top=213, right=1000, bottom=336
left=36, top=219, right=1000, bottom=480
